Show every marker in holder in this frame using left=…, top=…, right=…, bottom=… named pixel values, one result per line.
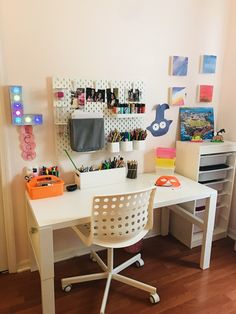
left=127, top=160, right=138, bottom=179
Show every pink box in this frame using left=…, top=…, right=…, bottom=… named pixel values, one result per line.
left=156, top=147, right=176, bottom=159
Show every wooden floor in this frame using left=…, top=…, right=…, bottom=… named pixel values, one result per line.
left=1, top=236, right=236, bottom=314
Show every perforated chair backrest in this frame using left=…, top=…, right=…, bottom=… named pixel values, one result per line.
left=90, top=186, right=156, bottom=246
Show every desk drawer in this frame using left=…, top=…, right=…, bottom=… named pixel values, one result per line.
left=199, top=169, right=227, bottom=183
left=200, top=153, right=230, bottom=167
left=205, top=181, right=224, bottom=192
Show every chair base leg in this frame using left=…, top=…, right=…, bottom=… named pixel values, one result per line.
left=61, top=250, right=160, bottom=314
left=100, top=273, right=112, bottom=314
left=62, top=272, right=107, bottom=290
left=112, top=273, right=156, bottom=294
left=113, top=253, right=141, bottom=274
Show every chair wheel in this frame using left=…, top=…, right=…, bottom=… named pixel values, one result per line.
left=63, top=285, right=72, bottom=292
left=135, top=258, right=144, bottom=268
left=150, top=293, right=160, bottom=304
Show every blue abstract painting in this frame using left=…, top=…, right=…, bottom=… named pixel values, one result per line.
left=201, top=55, right=217, bottom=74
left=171, top=56, right=188, bottom=76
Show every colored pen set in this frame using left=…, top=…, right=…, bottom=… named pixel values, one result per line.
left=24, top=165, right=60, bottom=182
left=107, top=129, right=122, bottom=142
left=108, top=128, right=147, bottom=143
left=131, top=128, right=147, bottom=141
left=78, top=156, right=125, bottom=173
left=64, top=149, right=125, bottom=172
left=39, top=166, right=59, bottom=177
left=127, top=160, right=138, bottom=179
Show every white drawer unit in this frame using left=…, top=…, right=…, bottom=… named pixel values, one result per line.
left=172, top=141, right=236, bottom=248
left=200, top=153, right=231, bottom=167
left=205, top=180, right=227, bottom=192
left=198, top=167, right=232, bottom=183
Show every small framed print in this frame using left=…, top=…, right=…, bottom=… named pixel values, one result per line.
left=70, top=88, right=85, bottom=109
left=106, top=88, right=119, bottom=108
left=125, top=88, right=141, bottom=102
left=169, top=87, right=186, bottom=106
left=200, top=55, right=217, bottom=74
left=86, top=88, right=96, bottom=103
left=170, top=56, right=188, bottom=76
left=96, top=89, right=105, bottom=103
left=198, top=85, right=213, bottom=102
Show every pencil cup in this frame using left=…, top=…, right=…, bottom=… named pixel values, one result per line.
left=120, top=141, right=133, bottom=152
left=133, top=140, right=146, bottom=151
left=107, top=142, right=120, bottom=153
left=127, top=161, right=138, bottom=179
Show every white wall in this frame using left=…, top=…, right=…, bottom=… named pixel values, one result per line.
left=0, top=0, right=231, bottom=268
left=218, top=0, right=236, bottom=240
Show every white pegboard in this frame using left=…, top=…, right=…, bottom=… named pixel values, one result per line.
left=52, top=77, right=146, bottom=154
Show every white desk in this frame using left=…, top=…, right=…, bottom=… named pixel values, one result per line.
left=26, top=173, right=217, bottom=314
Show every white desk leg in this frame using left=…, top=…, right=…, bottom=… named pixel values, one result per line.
left=161, top=207, right=170, bottom=236
left=200, top=193, right=217, bottom=270
left=41, top=278, right=55, bottom=314
left=39, top=227, right=55, bottom=314
left=28, top=241, right=38, bottom=272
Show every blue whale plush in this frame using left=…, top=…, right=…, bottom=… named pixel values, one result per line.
left=147, top=103, right=172, bottom=137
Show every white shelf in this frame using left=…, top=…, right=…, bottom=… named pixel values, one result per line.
left=192, top=226, right=227, bottom=248
left=218, top=191, right=230, bottom=197
left=111, top=113, right=146, bottom=118
left=216, top=203, right=229, bottom=210
left=174, top=141, right=236, bottom=248
left=199, top=166, right=233, bottom=174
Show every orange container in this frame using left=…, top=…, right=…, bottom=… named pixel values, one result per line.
left=26, top=175, right=64, bottom=199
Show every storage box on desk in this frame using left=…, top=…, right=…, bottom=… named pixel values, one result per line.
left=155, top=166, right=175, bottom=176
left=75, top=167, right=126, bottom=189
left=155, top=147, right=176, bottom=175
left=26, top=175, right=64, bottom=199
left=156, top=147, right=176, bottom=159
left=155, top=157, right=176, bottom=168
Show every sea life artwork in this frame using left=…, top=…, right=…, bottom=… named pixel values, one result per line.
left=170, top=56, right=188, bottom=76
left=201, top=55, right=217, bottom=74
left=169, top=87, right=186, bottom=106
left=180, top=107, right=214, bottom=141
left=147, top=103, right=173, bottom=137
left=198, top=85, right=213, bottom=102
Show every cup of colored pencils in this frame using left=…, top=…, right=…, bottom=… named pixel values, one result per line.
left=127, top=160, right=138, bottom=179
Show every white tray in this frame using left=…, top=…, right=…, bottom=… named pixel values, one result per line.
left=199, top=169, right=228, bottom=182
left=74, top=167, right=126, bottom=189
left=200, top=153, right=231, bottom=167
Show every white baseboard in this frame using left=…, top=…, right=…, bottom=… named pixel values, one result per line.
left=227, top=227, right=236, bottom=241
left=17, top=259, right=30, bottom=273
left=17, top=231, right=160, bottom=273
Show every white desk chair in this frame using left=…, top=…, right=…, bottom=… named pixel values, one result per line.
left=61, top=186, right=159, bottom=314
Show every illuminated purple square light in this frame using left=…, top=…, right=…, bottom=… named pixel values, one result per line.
left=13, top=103, right=23, bottom=109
